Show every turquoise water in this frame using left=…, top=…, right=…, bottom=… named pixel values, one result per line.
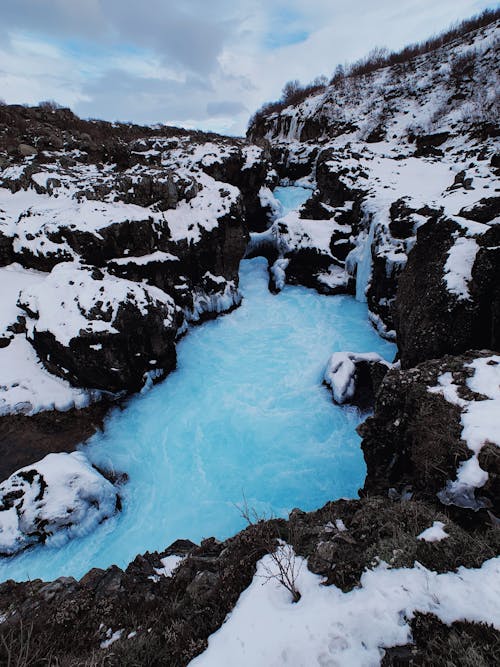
left=0, top=258, right=394, bottom=582
left=273, top=185, right=312, bottom=213
left=0, top=188, right=395, bottom=582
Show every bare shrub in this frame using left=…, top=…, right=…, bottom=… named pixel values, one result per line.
left=237, top=496, right=302, bottom=602
left=38, top=99, right=62, bottom=111
left=260, top=541, right=302, bottom=603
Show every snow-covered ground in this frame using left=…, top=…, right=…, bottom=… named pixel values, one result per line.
left=249, top=18, right=499, bottom=330
left=0, top=451, right=118, bottom=555
left=191, top=547, right=500, bottom=667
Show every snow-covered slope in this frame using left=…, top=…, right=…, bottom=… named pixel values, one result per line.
left=249, top=17, right=499, bottom=347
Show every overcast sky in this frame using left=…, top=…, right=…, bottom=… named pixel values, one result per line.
left=0, top=0, right=497, bottom=135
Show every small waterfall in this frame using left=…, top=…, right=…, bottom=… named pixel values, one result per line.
left=346, top=216, right=377, bottom=303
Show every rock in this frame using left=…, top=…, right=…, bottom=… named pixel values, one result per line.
left=323, top=351, right=392, bottom=409
left=394, top=216, right=499, bottom=369
left=0, top=451, right=119, bottom=555
left=0, top=400, right=111, bottom=482
left=414, top=132, right=449, bottom=157
left=458, top=196, right=500, bottom=223
left=359, top=350, right=499, bottom=511
left=18, top=263, right=180, bottom=393
left=0, top=230, right=14, bottom=267
left=17, top=143, right=37, bottom=157
left=315, top=149, right=353, bottom=207
left=270, top=144, right=318, bottom=181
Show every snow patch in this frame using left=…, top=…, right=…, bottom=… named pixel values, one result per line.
left=443, top=236, right=479, bottom=301
left=190, top=549, right=500, bottom=667
left=417, top=521, right=449, bottom=542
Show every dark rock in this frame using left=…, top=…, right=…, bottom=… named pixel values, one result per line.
left=365, top=124, right=386, bottom=143
left=458, top=196, right=500, bottom=223
left=0, top=230, right=14, bottom=267
left=324, top=351, right=391, bottom=410
left=300, top=190, right=335, bottom=220
left=389, top=198, right=419, bottom=239
left=316, top=149, right=351, bottom=207
left=414, top=132, right=449, bottom=157
left=270, top=144, right=318, bottom=181
left=359, top=350, right=497, bottom=511
left=394, top=216, right=499, bottom=368
left=18, top=265, right=181, bottom=393
left=18, top=143, right=37, bottom=157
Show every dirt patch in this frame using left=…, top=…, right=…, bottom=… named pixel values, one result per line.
left=0, top=400, right=112, bottom=480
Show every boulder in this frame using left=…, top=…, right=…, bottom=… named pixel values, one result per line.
left=323, top=351, right=392, bottom=409
left=458, top=196, right=500, bottom=224
left=18, top=263, right=180, bottom=393
left=394, top=216, right=499, bottom=368
left=18, top=143, right=37, bottom=157
left=0, top=451, right=119, bottom=556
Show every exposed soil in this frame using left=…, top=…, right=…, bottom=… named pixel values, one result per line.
left=0, top=400, right=112, bottom=480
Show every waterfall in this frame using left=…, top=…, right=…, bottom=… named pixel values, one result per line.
left=345, top=216, right=377, bottom=303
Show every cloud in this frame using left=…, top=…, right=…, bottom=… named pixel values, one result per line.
left=206, top=101, right=248, bottom=117
left=0, top=0, right=496, bottom=134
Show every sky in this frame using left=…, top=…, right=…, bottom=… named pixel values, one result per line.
left=0, top=0, right=497, bottom=136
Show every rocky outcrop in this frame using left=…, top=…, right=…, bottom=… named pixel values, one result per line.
left=0, top=107, right=270, bottom=411
left=458, top=196, right=500, bottom=223
left=359, top=350, right=499, bottom=512
left=323, top=351, right=392, bottom=409
left=19, top=264, right=180, bottom=393
left=394, top=217, right=499, bottom=369
left=0, top=495, right=498, bottom=665
left=0, top=401, right=111, bottom=481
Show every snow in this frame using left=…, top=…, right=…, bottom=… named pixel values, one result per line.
left=443, top=236, right=479, bottom=300
left=0, top=263, right=99, bottom=416
left=242, top=145, right=264, bottom=171
left=0, top=263, right=46, bottom=336
left=270, top=258, right=289, bottom=291
left=429, top=355, right=500, bottom=508
left=316, top=265, right=349, bottom=291
left=417, top=521, right=449, bottom=542
left=109, top=251, right=178, bottom=266
left=258, top=186, right=283, bottom=222
left=155, top=554, right=184, bottom=578
left=190, top=549, right=500, bottom=667
left=165, top=174, right=240, bottom=243
left=273, top=212, right=343, bottom=257
left=188, top=276, right=242, bottom=321
left=0, top=452, right=118, bottom=556
left=31, top=171, right=61, bottom=188
left=100, top=629, right=123, bottom=649
left=0, top=334, right=99, bottom=416
left=323, top=351, right=389, bottom=404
